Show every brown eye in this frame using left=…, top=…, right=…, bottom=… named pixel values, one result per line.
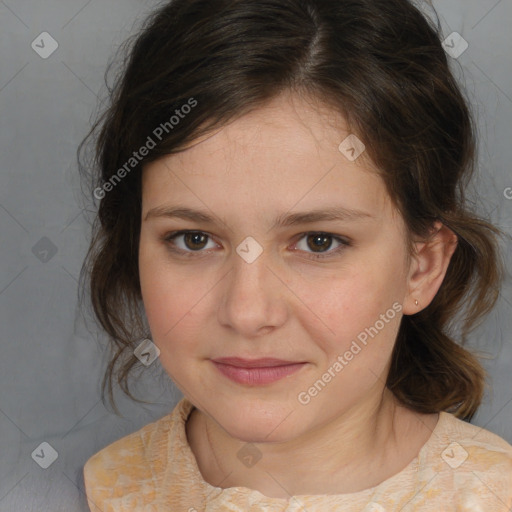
left=163, top=230, right=217, bottom=256
left=294, top=232, right=351, bottom=260
left=306, top=233, right=334, bottom=252
left=163, top=230, right=350, bottom=260
left=182, top=232, right=209, bottom=250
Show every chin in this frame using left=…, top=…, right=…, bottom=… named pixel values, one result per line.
left=211, top=398, right=300, bottom=443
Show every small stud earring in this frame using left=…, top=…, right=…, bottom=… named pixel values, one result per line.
left=414, top=299, right=419, bottom=306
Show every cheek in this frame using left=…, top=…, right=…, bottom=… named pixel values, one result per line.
left=297, top=249, right=406, bottom=367
left=139, top=271, right=200, bottom=383
left=314, top=269, right=401, bottom=330
left=141, top=276, right=193, bottom=341
left=139, top=246, right=183, bottom=339
left=138, top=248, right=215, bottom=356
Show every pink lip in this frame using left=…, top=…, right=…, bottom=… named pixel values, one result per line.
left=211, top=357, right=307, bottom=385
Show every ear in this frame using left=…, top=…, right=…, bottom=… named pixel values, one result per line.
left=403, top=221, right=458, bottom=315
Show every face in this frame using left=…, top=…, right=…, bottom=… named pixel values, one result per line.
left=139, top=91, right=412, bottom=443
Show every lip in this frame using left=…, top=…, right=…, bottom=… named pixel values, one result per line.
left=211, top=357, right=307, bottom=386
left=212, top=357, right=302, bottom=368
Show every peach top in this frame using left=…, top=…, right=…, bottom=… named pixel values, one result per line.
left=84, top=397, right=512, bottom=511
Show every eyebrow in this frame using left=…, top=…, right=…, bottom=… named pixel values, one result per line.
left=144, top=205, right=374, bottom=229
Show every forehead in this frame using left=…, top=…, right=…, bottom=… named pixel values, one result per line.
left=141, top=92, right=393, bottom=222
left=169, top=93, right=362, bottom=170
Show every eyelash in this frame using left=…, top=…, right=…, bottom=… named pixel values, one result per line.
left=161, top=230, right=351, bottom=260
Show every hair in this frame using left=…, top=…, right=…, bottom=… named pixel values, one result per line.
left=78, top=0, right=504, bottom=420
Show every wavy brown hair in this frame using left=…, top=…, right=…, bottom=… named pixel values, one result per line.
left=78, top=0, right=504, bottom=419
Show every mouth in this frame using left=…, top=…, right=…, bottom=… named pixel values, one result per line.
left=210, top=357, right=308, bottom=386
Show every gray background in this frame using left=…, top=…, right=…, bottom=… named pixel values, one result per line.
left=0, top=1, right=511, bottom=510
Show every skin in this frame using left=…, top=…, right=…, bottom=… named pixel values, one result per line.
left=138, top=91, right=458, bottom=498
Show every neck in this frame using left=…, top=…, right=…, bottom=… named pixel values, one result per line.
left=186, top=388, right=438, bottom=498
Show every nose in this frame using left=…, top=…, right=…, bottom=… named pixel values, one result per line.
left=216, top=248, right=289, bottom=337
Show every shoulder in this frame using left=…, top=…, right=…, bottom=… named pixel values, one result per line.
left=83, top=426, right=148, bottom=486
left=435, top=412, right=512, bottom=464
left=427, top=412, right=512, bottom=507
left=83, top=398, right=193, bottom=509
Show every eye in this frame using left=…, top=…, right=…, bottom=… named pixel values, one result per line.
left=293, top=232, right=351, bottom=259
left=162, top=230, right=351, bottom=259
left=163, top=230, right=218, bottom=257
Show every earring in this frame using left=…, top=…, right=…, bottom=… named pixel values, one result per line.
left=414, top=299, right=419, bottom=306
